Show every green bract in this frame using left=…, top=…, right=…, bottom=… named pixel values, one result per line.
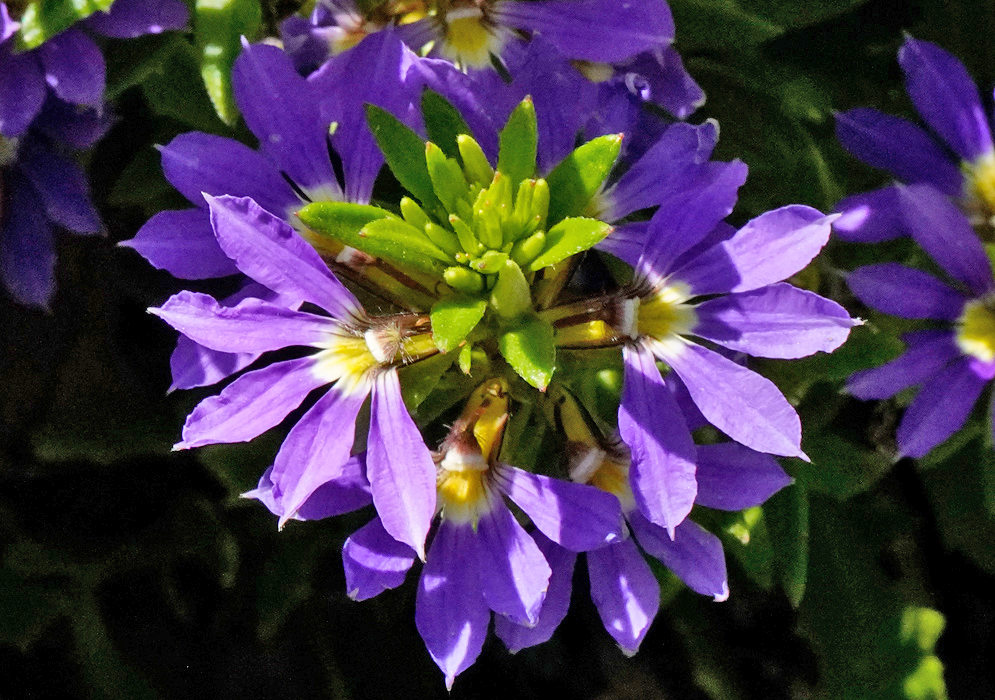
left=298, top=95, right=621, bottom=389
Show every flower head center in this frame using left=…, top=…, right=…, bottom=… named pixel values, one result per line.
left=438, top=4, right=505, bottom=68
left=963, top=153, right=995, bottom=240
left=636, top=283, right=696, bottom=340
left=957, top=297, right=995, bottom=362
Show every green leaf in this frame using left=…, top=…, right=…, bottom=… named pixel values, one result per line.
left=366, top=104, right=439, bottom=209
left=527, top=217, right=614, bottom=272
left=297, top=201, right=393, bottom=241
left=349, top=218, right=451, bottom=276
left=765, top=481, right=809, bottom=607
left=431, top=297, right=488, bottom=353
left=17, top=0, right=114, bottom=49
left=426, top=142, right=470, bottom=213
left=497, top=97, right=538, bottom=187
left=667, top=0, right=782, bottom=52
left=422, top=90, right=473, bottom=160
left=195, top=0, right=262, bottom=125
left=546, top=134, right=623, bottom=224
left=0, top=566, right=64, bottom=648
left=141, top=37, right=230, bottom=134
left=499, top=315, right=556, bottom=390
left=720, top=507, right=774, bottom=590
left=739, top=0, right=872, bottom=28
left=399, top=352, right=458, bottom=413
left=104, top=33, right=182, bottom=102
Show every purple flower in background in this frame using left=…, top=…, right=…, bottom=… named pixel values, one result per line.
left=151, top=194, right=441, bottom=557
left=0, top=0, right=187, bottom=306
left=834, top=36, right=995, bottom=243
left=846, top=185, right=995, bottom=458
left=494, top=428, right=791, bottom=655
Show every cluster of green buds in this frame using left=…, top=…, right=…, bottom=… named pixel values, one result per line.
left=298, top=94, right=625, bottom=405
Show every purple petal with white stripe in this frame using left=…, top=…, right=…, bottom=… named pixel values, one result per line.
left=86, top=0, right=188, bottom=37
left=160, top=132, right=299, bottom=215
left=833, top=186, right=907, bottom=243
left=848, top=330, right=960, bottom=400
left=473, top=498, right=551, bottom=626
left=656, top=340, right=806, bottom=459
left=629, top=513, right=728, bottom=601
left=367, top=369, right=436, bottom=560
left=150, top=291, right=337, bottom=354
left=206, top=195, right=361, bottom=319
left=0, top=49, right=45, bottom=137
left=587, top=536, right=660, bottom=655
left=38, top=30, right=105, bottom=107
left=834, top=108, right=961, bottom=194
left=233, top=42, right=341, bottom=197
left=848, top=263, right=966, bottom=320
left=693, top=283, right=858, bottom=359
left=897, top=183, right=995, bottom=296
left=270, top=382, right=370, bottom=526
left=897, top=357, right=989, bottom=458
left=496, top=0, right=673, bottom=63
left=619, top=344, right=697, bottom=535
left=899, top=36, right=993, bottom=161
left=416, top=521, right=490, bottom=690
left=694, top=442, right=792, bottom=511
left=175, top=356, right=326, bottom=449
left=674, top=206, right=835, bottom=297
left=343, top=516, right=416, bottom=601
left=494, top=531, right=576, bottom=652
left=123, top=208, right=238, bottom=280
left=498, top=465, right=625, bottom=551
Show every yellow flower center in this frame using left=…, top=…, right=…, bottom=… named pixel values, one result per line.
left=957, top=298, right=995, bottom=363
left=636, top=283, right=697, bottom=341
left=312, top=329, right=382, bottom=392
left=437, top=445, right=493, bottom=525
left=963, top=154, right=995, bottom=240
left=439, top=6, right=504, bottom=68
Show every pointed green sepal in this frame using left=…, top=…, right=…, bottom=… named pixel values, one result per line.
left=458, top=135, right=495, bottom=187
left=526, top=217, right=614, bottom=272
left=510, top=231, right=546, bottom=267
left=497, top=96, right=538, bottom=188
left=426, top=142, right=470, bottom=214
left=458, top=343, right=473, bottom=374
left=490, top=260, right=531, bottom=320
left=498, top=315, right=556, bottom=390
left=400, top=197, right=431, bottom=230
left=297, top=201, right=394, bottom=242
left=473, top=250, right=509, bottom=274
left=545, top=134, right=623, bottom=224
left=431, top=297, right=488, bottom=353
left=424, top=222, right=462, bottom=257
left=365, top=104, right=439, bottom=209
left=422, top=90, right=473, bottom=160
left=444, top=266, right=486, bottom=293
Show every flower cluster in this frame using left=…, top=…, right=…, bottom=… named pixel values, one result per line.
left=0, top=0, right=187, bottom=307
left=130, top=1, right=857, bottom=688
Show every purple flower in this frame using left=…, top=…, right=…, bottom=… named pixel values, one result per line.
left=846, top=184, right=995, bottom=458
left=494, top=421, right=791, bottom=655
left=151, top=194, right=441, bottom=557
left=0, top=0, right=187, bottom=306
left=834, top=36, right=995, bottom=243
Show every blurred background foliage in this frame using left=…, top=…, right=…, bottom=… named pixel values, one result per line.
left=2, top=0, right=993, bottom=697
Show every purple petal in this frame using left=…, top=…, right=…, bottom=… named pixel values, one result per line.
left=416, top=521, right=490, bottom=690
left=159, top=132, right=299, bottom=214
left=206, top=195, right=362, bottom=319
left=847, top=263, right=966, bottom=320
left=619, top=344, right=697, bottom=535
left=150, top=291, right=338, bottom=354
left=33, top=96, right=113, bottom=149
left=694, top=442, right=792, bottom=511
left=693, top=283, right=858, bottom=359
left=497, top=465, right=625, bottom=551
left=586, top=537, right=660, bottom=655
left=343, top=517, right=416, bottom=601
left=674, top=206, right=835, bottom=297
left=494, top=531, right=576, bottom=653
left=619, top=45, right=705, bottom=118
left=898, top=357, right=989, bottom=458
left=233, top=42, right=341, bottom=198
left=1, top=5, right=18, bottom=42
left=635, top=160, right=749, bottom=283
left=17, top=138, right=101, bottom=234
left=86, top=0, right=188, bottom=37
left=629, top=513, right=728, bottom=601
left=897, top=183, right=995, bottom=296
left=496, top=0, right=673, bottom=63
left=848, top=330, right=960, bottom=400
left=0, top=49, right=45, bottom=137
left=367, top=369, right=436, bottom=560
left=602, top=121, right=720, bottom=221
left=270, top=382, right=370, bottom=526
left=37, top=30, right=105, bottom=107
left=656, top=340, right=806, bottom=459
left=596, top=221, right=646, bottom=267
left=899, top=36, right=993, bottom=161
left=122, top=208, right=238, bottom=280
left=833, top=186, right=907, bottom=243
left=244, top=457, right=372, bottom=521
left=0, top=173, right=54, bottom=307
left=473, top=498, right=551, bottom=626
left=834, top=108, right=961, bottom=193
left=175, top=356, right=326, bottom=449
